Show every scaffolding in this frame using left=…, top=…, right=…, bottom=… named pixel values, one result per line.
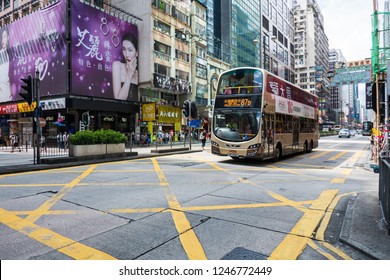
left=372, top=1, right=390, bottom=164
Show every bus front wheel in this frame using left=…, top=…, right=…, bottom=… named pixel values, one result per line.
left=273, top=145, right=282, bottom=162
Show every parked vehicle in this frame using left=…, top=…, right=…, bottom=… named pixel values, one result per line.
left=338, top=128, right=351, bottom=138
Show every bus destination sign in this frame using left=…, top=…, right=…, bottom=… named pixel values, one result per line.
left=224, top=98, right=252, bottom=107
left=216, top=96, right=261, bottom=108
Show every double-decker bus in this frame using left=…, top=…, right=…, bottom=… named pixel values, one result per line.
left=211, top=67, right=319, bottom=161
left=362, top=121, right=373, bottom=136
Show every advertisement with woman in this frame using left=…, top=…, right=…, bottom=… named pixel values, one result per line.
left=0, top=0, right=67, bottom=103
left=0, top=27, right=11, bottom=103
left=70, top=0, right=139, bottom=102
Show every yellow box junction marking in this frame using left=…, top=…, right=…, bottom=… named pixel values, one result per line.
left=151, top=158, right=207, bottom=260
left=0, top=165, right=118, bottom=260
left=25, top=165, right=97, bottom=223
left=268, top=189, right=338, bottom=260
left=0, top=207, right=116, bottom=260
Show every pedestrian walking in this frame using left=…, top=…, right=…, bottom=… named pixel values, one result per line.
left=63, top=132, right=69, bottom=149
left=40, top=135, right=47, bottom=152
left=200, top=129, right=207, bottom=150
left=10, top=133, right=21, bottom=152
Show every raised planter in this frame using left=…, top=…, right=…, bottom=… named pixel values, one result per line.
left=106, top=143, right=126, bottom=154
left=70, top=143, right=125, bottom=157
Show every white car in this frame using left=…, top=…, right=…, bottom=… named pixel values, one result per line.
left=338, top=129, right=351, bottom=138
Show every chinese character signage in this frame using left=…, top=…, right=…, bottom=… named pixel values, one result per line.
left=142, top=103, right=156, bottom=122
left=158, top=106, right=181, bottom=123
left=71, top=0, right=139, bottom=101
left=266, top=75, right=318, bottom=108
left=0, top=0, right=67, bottom=103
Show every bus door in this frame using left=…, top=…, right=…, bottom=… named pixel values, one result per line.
left=292, top=117, right=299, bottom=150
left=262, top=114, right=274, bottom=158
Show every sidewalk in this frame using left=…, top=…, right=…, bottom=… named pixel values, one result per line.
left=339, top=153, right=390, bottom=260
left=0, top=143, right=389, bottom=259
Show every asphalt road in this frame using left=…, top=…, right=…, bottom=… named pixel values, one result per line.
left=0, top=134, right=377, bottom=261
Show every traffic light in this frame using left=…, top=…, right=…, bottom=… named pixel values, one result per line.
left=190, top=100, right=197, bottom=119
left=182, top=100, right=190, bottom=118
left=82, top=112, right=90, bottom=125
left=19, top=75, right=33, bottom=105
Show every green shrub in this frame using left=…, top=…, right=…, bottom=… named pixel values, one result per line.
left=69, top=129, right=127, bottom=145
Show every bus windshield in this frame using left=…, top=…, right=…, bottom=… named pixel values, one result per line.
left=217, top=68, right=263, bottom=95
left=213, top=108, right=261, bottom=142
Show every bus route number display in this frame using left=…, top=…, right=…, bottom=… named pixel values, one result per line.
left=223, top=98, right=252, bottom=107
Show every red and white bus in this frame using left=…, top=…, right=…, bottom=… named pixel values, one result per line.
left=211, top=67, right=319, bottom=161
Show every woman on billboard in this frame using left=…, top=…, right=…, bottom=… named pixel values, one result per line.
left=0, top=27, right=12, bottom=102
left=112, top=32, right=138, bottom=101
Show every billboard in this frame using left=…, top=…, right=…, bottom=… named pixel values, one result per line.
left=70, top=0, right=139, bottom=102
left=0, top=0, right=67, bottom=103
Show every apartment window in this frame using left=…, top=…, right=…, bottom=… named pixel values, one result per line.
left=196, top=46, right=206, bottom=59
left=172, top=7, right=188, bottom=24
left=176, top=69, right=189, bottom=81
left=175, top=49, right=189, bottom=62
left=154, top=20, right=170, bottom=35
left=262, top=16, right=269, bottom=31
left=154, top=63, right=170, bottom=76
left=154, top=41, right=171, bottom=55
left=152, top=0, right=171, bottom=14
left=195, top=6, right=206, bottom=20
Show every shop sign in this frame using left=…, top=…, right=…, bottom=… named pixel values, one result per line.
left=0, top=104, right=19, bottom=114
left=40, top=98, right=66, bottom=110
left=158, top=105, right=181, bottom=123
left=18, top=102, right=37, bottom=113
left=142, top=103, right=156, bottom=121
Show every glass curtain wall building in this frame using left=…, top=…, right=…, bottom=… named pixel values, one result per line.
left=206, top=0, right=261, bottom=68
left=206, top=0, right=295, bottom=82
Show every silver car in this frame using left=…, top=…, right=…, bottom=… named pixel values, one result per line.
left=338, top=128, right=351, bottom=138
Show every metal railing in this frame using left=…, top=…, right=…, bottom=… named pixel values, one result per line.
left=1, top=133, right=70, bottom=158
left=379, top=149, right=390, bottom=235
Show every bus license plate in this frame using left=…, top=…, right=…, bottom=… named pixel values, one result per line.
left=228, top=150, right=238, bottom=157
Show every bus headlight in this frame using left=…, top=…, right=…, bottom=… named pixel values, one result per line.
left=248, top=144, right=260, bottom=149
left=211, top=141, right=219, bottom=146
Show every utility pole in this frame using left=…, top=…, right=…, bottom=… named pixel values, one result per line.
left=372, top=0, right=380, bottom=164
left=35, top=70, right=41, bottom=164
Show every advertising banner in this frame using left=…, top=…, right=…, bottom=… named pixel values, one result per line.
left=0, top=0, right=67, bottom=103
left=70, top=0, right=139, bottom=102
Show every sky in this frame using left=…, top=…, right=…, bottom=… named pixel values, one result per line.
left=317, top=0, right=374, bottom=62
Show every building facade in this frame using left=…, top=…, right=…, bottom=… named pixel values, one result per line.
left=0, top=0, right=140, bottom=145
left=293, top=0, right=329, bottom=123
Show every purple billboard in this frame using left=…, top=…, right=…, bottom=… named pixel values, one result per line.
left=71, top=0, right=139, bottom=102
left=0, top=0, right=67, bottom=103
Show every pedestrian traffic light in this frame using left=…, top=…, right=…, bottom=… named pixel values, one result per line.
left=182, top=100, right=190, bottom=118
left=190, top=100, right=197, bottom=119
left=82, top=112, right=89, bottom=126
left=19, top=74, right=33, bottom=105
